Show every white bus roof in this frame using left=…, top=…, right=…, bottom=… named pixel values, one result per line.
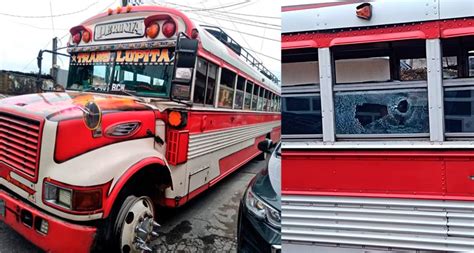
left=282, top=0, right=474, bottom=34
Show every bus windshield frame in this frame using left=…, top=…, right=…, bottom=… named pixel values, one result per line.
left=66, top=49, right=174, bottom=98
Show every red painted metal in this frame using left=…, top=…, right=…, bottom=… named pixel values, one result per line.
left=282, top=150, right=474, bottom=200
left=216, top=135, right=266, bottom=183
left=185, top=110, right=280, bottom=134
left=166, top=130, right=189, bottom=165
left=0, top=190, right=96, bottom=253
left=103, top=157, right=166, bottom=218
left=440, top=18, right=474, bottom=38
left=55, top=110, right=155, bottom=163
left=281, top=19, right=474, bottom=49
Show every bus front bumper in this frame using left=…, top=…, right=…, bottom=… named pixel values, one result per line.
left=0, top=189, right=96, bottom=253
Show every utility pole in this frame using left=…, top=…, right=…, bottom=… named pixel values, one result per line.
left=51, top=37, right=58, bottom=84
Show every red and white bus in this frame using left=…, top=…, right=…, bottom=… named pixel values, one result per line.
left=282, top=1, right=474, bottom=252
left=0, top=5, right=280, bottom=253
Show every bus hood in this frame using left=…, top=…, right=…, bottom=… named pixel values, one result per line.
left=0, top=92, right=152, bottom=122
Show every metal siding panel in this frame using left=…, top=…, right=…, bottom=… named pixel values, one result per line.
left=439, top=0, right=474, bottom=20
left=282, top=0, right=440, bottom=34
left=282, top=195, right=474, bottom=251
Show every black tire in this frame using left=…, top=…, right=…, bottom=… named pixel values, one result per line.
left=92, top=195, right=138, bottom=253
left=113, top=195, right=140, bottom=253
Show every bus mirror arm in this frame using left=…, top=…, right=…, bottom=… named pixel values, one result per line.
left=36, top=49, right=71, bottom=93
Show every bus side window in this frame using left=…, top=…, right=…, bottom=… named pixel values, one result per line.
left=234, top=76, right=245, bottom=109
left=206, top=63, right=217, bottom=106
left=193, top=58, right=207, bottom=104
left=252, top=85, right=259, bottom=110
left=245, top=81, right=253, bottom=110
left=332, top=40, right=429, bottom=136
left=218, top=68, right=236, bottom=108
left=257, top=88, right=265, bottom=111
left=282, top=95, right=322, bottom=135
left=442, top=35, right=474, bottom=135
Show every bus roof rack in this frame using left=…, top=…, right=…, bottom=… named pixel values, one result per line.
left=200, top=25, right=280, bottom=84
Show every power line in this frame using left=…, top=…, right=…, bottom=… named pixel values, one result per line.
left=172, top=0, right=251, bottom=12
left=0, top=1, right=99, bottom=18
left=194, top=18, right=280, bottom=42
left=166, top=2, right=280, bottom=25
left=242, top=46, right=280, bottom=61
left=193, top=12, right=280, bottom=29
left=207, top=8, right=279, bottom=20
left=9, top=20, right=68, bottom=31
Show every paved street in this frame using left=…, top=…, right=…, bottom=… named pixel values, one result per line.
left=0, top=157, right=267, bottom=253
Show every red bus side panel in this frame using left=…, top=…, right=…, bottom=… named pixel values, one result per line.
left=282, top=150, right=474, bottom=200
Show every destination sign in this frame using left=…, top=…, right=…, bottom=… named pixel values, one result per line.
left=71, top=49, right=174, bottom=65
left=94, top=19, right=145, bottom=41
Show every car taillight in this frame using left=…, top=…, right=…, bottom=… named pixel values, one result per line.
left=162, top=20, right=176, bottom=38
left=146, top=22, right=160, bottom=39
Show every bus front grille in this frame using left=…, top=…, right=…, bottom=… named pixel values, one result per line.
left=0, top=112, right=41, bottom=181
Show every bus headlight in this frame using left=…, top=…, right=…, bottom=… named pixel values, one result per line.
left=245, top=188, right=281, bottom=228
left=43, top=180, right=106, bottom=212
left=44, top=182, right=73, bottom=209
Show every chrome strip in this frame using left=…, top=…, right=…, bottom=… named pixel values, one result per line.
left=187, top=121, right=280, bottom=159
left=282, top=195, right=474, bottom=252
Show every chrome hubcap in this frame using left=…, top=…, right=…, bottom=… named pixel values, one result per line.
left=120, top=197, right=160, bottom=253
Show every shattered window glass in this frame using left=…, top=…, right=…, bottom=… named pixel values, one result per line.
left=445, top=87, right=474, bottom=133
left=334, top=89, right=429, bottom=135
left=282, top=95, right=322, bottom=135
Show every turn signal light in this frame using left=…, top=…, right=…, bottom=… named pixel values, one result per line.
left=168, top=110, right=187, bottom=128
left=73, top=189, right=102, bottom=212
left=146, top=23, right=160, bottom=39
left=162, top=20, right=176, bottom=38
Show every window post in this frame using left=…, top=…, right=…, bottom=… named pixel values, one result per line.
left=426, top=39, right=444, bottom=142
left=318, top=47, right=336, bottom=142
left=214, top=67, right=222, bottom=108
left=189, top=57, right=198, bottom=102
left=232, top=74, right=238, bottom=109
left=242, top=79, right=247, bottom=110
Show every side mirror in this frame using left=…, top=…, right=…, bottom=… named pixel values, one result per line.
left=82, top=101, right=102, bottom=130
left=170, top=33, right=198, bottom=101
left=257, top=139, right=273, bottom=153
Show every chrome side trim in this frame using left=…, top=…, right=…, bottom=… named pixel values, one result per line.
left=187, top=121, right=280, bottom=159
left=282, top=141, right=474, bottom=149
left=282, top=195, right=474, bottom=252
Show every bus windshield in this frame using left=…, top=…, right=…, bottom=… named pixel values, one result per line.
left=66, top=49, right=174, bottom=98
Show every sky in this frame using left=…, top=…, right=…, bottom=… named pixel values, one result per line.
left=0, top=0, right=281, bottom=80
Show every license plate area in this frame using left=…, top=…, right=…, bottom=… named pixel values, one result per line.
left=0, top=199, right=5, bottom=217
